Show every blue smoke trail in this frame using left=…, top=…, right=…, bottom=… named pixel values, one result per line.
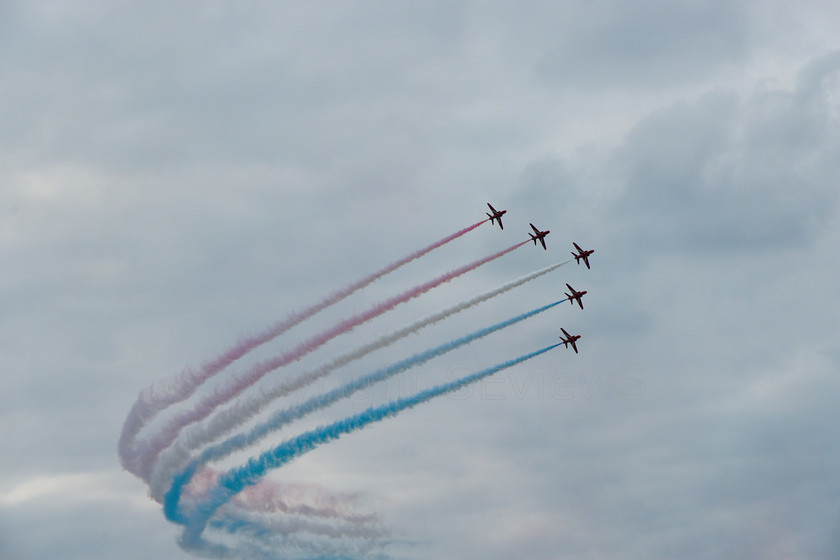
left=178, top=342, right=562, bottom=545
left=165, top=299, right=567, bottom=522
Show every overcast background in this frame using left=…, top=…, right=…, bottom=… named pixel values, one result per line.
left=2, top=1, right=840, bottom=559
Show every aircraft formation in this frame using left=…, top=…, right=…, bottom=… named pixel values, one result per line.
left=486, top=202, right=593, bottom=354
left=119, top=202, right=599, bottom=557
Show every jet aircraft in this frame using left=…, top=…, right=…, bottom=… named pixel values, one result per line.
left=485, top=203, right=507, bottom=230
left=559, top=328, right=582, bottom=354
left=565, top=283, right=587, bottom=309
left=571, top=242, right=594, bottom=269
left=529, top=223, right=550, bottom=250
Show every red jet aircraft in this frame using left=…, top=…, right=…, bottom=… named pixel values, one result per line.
left=559, top=328, right=582, bottom=354
left=486, top=203, right=507, bottom=230
left=565, top=283, right=587, bottom=309
left=572, top=242, right=594, bottom=269
left=529, top=223, right=550, bottom=250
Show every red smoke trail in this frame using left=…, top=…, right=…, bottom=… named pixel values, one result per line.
left=134, top=239, right=528, bottom=481
left=118, top=219, right=488, bottom=477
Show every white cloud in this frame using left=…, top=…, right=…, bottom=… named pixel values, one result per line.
left=0, top=470, right=153, bottom=511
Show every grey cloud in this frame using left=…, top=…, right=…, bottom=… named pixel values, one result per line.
left=4, top=3, right=840, bottom=560
left=488, top=52, right=840, bottom=560
left=0, top=499, right=191, bottom=560
left=1, top=2, right=470, bottom=173
left=609, top=59, right=840, bottom=254
left=534, top=0, right=748, bottom=88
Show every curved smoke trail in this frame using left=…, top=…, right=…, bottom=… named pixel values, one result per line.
left=132, top=239, right=529, bottom=481
left=150, top=260, right=571, bottom=496
left=161, top=298, right=566, bottom=505
left=118, top=219, right=488, bottom=478
left=172, top=343, right=562, bottom=548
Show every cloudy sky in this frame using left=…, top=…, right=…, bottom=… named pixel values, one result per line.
left=3, top=1, right=840, bottom=559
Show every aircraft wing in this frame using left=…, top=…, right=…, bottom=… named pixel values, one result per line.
left=577, top=299, right=584, bottom=310
left=570, top=340, right=578, bottom=353
left=560, top=328, right=570, bottom=338
left=583, top=257, right=590, bottom=269
left=487, top=203, right=496, bottom=213
left=530, top=223, right=540, bottom=234
left=539, top=237, right=546, bottom=250
left=573, top=242, right=583, bottom=252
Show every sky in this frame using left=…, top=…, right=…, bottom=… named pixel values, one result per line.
left=2, top=1, right=840, bottom=559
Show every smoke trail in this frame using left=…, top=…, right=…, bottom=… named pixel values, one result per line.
left=160, top=298, right=566, bottom=503
left=134, top=239, right=529, bottom=481
left=118, top=219, right=488, bottom=477
left=174, top=343, right=562, bottom=544
left=211, top=511, right=388, bottom=541
left=201, top=513, right=390, bottom=560
left=150, top=260, right=571, bottom=495
left=181, top=468, right=377, bottom=526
